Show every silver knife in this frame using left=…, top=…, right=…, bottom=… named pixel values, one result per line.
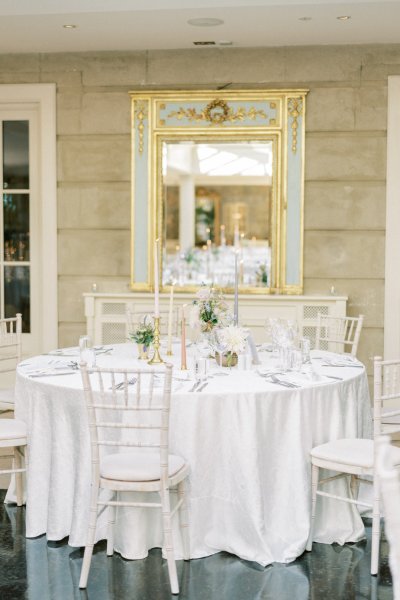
left=29, top=371, right=77, bottom=378
left=197, top=381, right=209, bottom=392
left=189, top=380, right=201, bottom=392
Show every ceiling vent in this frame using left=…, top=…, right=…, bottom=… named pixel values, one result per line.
left=193, top=41, right=216, bottom=46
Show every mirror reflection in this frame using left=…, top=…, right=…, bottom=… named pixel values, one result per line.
left=162, top=140, right=273, bottom=289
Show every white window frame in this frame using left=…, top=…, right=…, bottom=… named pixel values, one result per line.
left=0, top=84, right=57, bottom=353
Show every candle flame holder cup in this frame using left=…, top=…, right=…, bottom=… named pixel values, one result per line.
left=148, top=317, right=164, bottom=365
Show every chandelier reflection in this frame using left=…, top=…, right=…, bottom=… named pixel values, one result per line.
left=163, top=140, right=272, bottom=289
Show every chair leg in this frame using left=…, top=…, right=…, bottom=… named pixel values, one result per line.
left=306, top=463, right=319, bottom=551
left=79, top=483, right=100, bottom=589
left=350, top=475, right=360, bottom=501
left=371, top=476, right=381, bottom=576
left=160, top=490, right=179, bottom=595
left=177, top=480, right=190, bottom=560
left=107, top=494, right=116, bottom=557
left=14, top=447, right=24, bottom=507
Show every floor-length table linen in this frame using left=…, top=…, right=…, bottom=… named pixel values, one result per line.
left=7, top=344, right=371, bottom=566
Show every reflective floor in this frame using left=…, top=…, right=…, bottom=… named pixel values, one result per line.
left=0, top=491, right=393, bottom=600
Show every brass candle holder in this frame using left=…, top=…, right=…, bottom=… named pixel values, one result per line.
left=181, top=314, right=187, bottom=370
left=148, top=316, right=164, bottom=365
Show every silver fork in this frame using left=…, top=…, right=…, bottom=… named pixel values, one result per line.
left=110, top=377, right=137, bottom=390
left=189, top=379, right=201, bottom=392
left=268, top=374, right=299, bottom=388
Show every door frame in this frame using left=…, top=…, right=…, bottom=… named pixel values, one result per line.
left=384, top=76, right=400, bottom=359
left=0, top=84, right=57, bottom=353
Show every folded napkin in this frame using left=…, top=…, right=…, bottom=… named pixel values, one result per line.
left=28, top=369, right=78, bottom=378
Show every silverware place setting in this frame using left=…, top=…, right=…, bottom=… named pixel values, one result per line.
left=109, top=377, right=137, bottom=391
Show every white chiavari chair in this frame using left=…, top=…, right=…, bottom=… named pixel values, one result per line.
left=306, top=356, right=400, bottom=575
left=78, top=362, right=190, bottom=595
left=0, top=313, right=22, bottom=412
left=376, top=435, right=400, bottom=599
left=315, top=313, right=364, bottom=357
left=0, top=418, right=27, bottom=506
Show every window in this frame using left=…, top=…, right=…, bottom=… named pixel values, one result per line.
left=1, top=120, right=31, bottom=332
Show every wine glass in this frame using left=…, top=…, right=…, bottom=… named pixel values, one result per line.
left=79, top=335, right=96, bottom=368
left=214, top=328, right=229, bottom=370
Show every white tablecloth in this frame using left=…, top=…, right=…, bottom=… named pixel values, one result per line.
left=7, top=344, right=371, bottom=566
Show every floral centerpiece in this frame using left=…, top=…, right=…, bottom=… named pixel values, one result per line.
left=189, top=286, right=230, bottom=334
left=215, top=325, right=248, bottom=367
left=129, top=317, right=155, bottom=360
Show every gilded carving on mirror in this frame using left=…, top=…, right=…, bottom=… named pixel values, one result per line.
left=129, top=89, right=308, bottom=295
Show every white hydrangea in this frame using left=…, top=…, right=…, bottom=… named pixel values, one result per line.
left=218, top=325, right=248, bottom=354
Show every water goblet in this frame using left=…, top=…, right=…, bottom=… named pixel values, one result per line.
left=79, top=335, right=96, bottom=368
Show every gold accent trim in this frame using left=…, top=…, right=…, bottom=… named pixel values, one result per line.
left=135, top=100, right=148, bottom=155
left=147, top=317, right=164, bottom=364
left=288, top=97, right=303, bottom=154
left=129, top=89, right=308, bottom=295
left=167, top=98, right=268, bottom=125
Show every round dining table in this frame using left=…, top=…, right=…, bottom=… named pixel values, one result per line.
left=7, top=342, right=372, bottom=567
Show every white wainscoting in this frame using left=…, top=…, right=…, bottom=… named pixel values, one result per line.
left=84, top=292, right=347, bottom=347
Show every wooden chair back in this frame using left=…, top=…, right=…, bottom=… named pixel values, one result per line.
left=315, top=313, right=363, bottom=357
left=80, top=363, right=173, bottom=485
left=376, top=435, right=400, bottom=600
left=0, top=313, right=22, bottom=375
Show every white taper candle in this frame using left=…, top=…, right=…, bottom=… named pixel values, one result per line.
left=154, top=238, right=160, bottom=318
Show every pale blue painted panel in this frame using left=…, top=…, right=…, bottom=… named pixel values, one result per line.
left=286, top=113, right=302, bottom=286
left=134, top=113, right=148, bottom=283
left=159, top=100, right=277, bottom=128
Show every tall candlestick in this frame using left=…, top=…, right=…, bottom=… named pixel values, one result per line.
left=239, top=259, right=244, bottom=285
left=234, top=249, right=239, bottom=325
left=234, top=223, right=240, bottom=248
left=154, top=238, right=160, bottom=317
left=167, top=283, right=174, bottom=356
left=220, top=224, right=226, bottom=246
left=181, top=305, right=187, bottom=370
left=206, top=239, right=212, bottom=280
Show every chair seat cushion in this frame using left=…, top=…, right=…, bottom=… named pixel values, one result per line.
left=0, top=418, right=27, bottom=440
left=100, top=449, right=186, bottom=482
left=0, top=387, right=15, bottom=407
left=381, top=408, right=400, bottom=425
left=311, top=438, right=400, bottom=469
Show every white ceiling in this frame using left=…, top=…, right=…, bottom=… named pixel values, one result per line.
left=0, top=0, right=399, bottom=53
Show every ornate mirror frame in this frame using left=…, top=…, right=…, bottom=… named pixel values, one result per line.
left=129, top=89, right=307, bottom=294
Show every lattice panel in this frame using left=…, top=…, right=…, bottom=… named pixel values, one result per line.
left=303, top=305, right=329, bottom=320
left=102, top=303, right=126, bottom=315
left=101, top=322, right=126, bottom=344
left=302, top=325, right=328, bottom=350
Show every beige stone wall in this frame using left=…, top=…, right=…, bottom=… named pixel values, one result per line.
left=0, top=45, right=393, bottom=376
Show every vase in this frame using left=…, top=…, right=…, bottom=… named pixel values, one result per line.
left=137, top=343, right=149, bottom=360
left=215, top=351, right=238, bottom=368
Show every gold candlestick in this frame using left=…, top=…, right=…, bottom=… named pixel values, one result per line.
left=181, top=306, right=187, bottom=370
left=148, top=316, right=164, bottom=364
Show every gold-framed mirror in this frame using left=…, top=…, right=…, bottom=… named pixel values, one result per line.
left=130, top=89, right=307, bottom=295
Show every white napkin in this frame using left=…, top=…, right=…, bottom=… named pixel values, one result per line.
left=246, top=331, right=261, bottom=365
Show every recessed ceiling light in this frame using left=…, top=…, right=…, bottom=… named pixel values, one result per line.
left=193, top=41, right=216, bottom=46
left=188, top=18, right=224, bottom=27
left=298, top=17, right=312, bottom=21
left=337, top=15, right=351, bottom=21
left=63, top=24, right=77, bottom=29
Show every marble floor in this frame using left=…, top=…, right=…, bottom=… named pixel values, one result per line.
left=0, top=491, right=393, bottom=600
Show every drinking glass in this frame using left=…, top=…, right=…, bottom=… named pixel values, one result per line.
left=79, top=335, right=96, bottom=367
left=214, top=328, right=229, bottom=369
left=300, top=337, right=311, bottom=364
